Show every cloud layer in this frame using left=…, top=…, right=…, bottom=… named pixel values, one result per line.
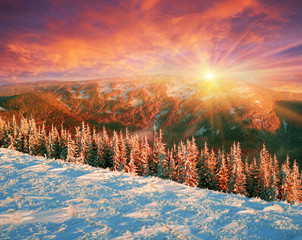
left=0, top=0, right=302, bottom=90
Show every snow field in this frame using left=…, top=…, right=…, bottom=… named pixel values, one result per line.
left=0, top=148, right=302, bottom=239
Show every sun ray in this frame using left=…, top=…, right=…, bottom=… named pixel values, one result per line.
left=220, top=22, right=259, bottom=64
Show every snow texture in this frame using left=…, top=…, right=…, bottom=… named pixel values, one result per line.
left=109, top=94, right=119, bottom=100
left=78, top=89, right=90, bottom=99
left=166, top=81, right=195, bottom=100
left=200, top=93, right=220, bottom=101
left=73, top=83, right=84, bottom=89
left=229, top=108, right=236, bottom=114
left=0, top=148, right=301, bottom=239
left=195, top=127, right=207, bottom=136
left=132, top=98, right=143, bottom=107
left=99, top=82, right=113, bottom=94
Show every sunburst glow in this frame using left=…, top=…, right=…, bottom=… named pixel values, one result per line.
left=204, top=71, right=215, bottom=81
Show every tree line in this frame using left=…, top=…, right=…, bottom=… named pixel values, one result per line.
left=0, top=116, right=301, bottom=204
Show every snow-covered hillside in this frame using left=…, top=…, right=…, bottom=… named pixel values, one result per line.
left=0, top=148, right=301, bottom=240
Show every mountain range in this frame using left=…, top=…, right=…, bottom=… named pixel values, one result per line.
left=0, top=75, right=302, bottom=164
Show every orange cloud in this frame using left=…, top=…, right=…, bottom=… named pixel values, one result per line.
left=0, top=0, right=301, bottom=91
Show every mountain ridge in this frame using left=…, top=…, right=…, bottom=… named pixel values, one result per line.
left=0, top=75, right=302, bottom=163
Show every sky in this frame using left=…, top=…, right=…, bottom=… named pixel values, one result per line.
left=0, top=0, right=302, bottom=91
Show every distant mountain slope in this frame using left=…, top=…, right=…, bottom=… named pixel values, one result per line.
left=0, top=148, right=301, bottom=239
left=0, top=75, right=302, bottom=162
left=0, top=92, right=82, bottom=129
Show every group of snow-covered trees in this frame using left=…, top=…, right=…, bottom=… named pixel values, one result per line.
left=0, top=116, right=301, bottom=204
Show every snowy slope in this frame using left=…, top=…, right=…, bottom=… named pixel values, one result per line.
left=0, top=148, right=302, bottom=240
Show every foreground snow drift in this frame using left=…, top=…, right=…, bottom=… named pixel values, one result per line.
left=0, top=148, right=301, bottom=240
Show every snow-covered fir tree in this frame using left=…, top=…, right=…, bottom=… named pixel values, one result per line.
left=28, top=118, right=39, bottom=155
left=289, top=160, right=302, bottom=203
left=228, top=143, right=247, bottom=195
left=112, top=131, right=121, bottom=171
left=259, top=144, right=272, bottom=201
left=125, top=150, right=137, bottom=175
left=99, top=127, right=113, bottom=169
left=85, top=129, right=100, bottom=167
left=139, top=135, right=150, bottom=176
left=66, top=132, right=76, bottom=163
left=184, top=138, right=199, bottom=187
left=198, top=142, right=218, bottom=190
left=215, top=151, right=229, bottom=193
left=279, top=156, right=292, bottom=202
left=175, top=140, right=186, bottom=183
left=246, top=158, right=261, bottom=198
left=38, top=124, right=48, bottom=157
left=118, top=131, right=127, bottom=171
left=151, top=127, right=167, bottom=178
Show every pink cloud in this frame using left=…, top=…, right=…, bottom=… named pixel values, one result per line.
left=0, top=0, right=301, bottom=91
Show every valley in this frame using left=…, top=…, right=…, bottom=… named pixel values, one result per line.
left=0, top=75, right=302, bottom=164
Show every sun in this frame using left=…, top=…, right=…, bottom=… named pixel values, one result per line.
left=204, top=71, right=215, bottom=81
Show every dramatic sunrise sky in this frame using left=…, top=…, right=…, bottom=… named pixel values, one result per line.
left=1, top=0, right=302, bottom=91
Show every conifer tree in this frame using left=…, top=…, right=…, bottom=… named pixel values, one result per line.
left=197, top=142, right=209, bottom=188
left=288, top=160, right=302, bottom=203
left=16, top=118, right=30, bottom=153
left=279, top=156, right=292, bottom=201
left=77, top=122, right=90, bottom=163
left=47, top=125, right=59, bottom=159
left=168, top=150, right=177, bottom=180
left=59, top=127, right=68, bottom=160
left=272, top=155, right=280, bottom=179
left=244, top=157, right=249, bottom=177
left=267, top=155, right=279, bottom=201
left=259, top=144, right=272, bottom=201
left=53, top=137, right=61, bottom=160
left=125, top=150, right=137, bottom=175
left=175, top=140, right=186, bottom=183
left=118, top=131, right=127, bottom=172
left=184, top=138, right=199, bottom=187
left=99, top=127, right=114, bottom=169
left=66, top=132, right=76, bottom=162
left=28, top=118, right=39, bottom=156
left=151, top=128, right=167, bottom=178
left=11, top=115, right=18, bottom=139
left=0, top=118, right=5, bottom=143
left=112, top=131, right=121, bottom=171
left=50, top=126, right=62, bottom=160
left=85, top=136, right=100, bottom=167
left=165, top=149, right=172, bottom=179
left=131, top=134, right=141, bottom=174
left=246, top=158, right=261, bottom=198
left=0, top=118, right=8, bottom=147
left=228, top=143, right=247, bottom=195
left=74, top=126, right=82, bottom=162
left=7, top=134, right=16, bottom=150
left=198, top=142, right=218, bottom=190
left=268, top=171, right=279, bottom=201
left=215, top=151, right=229, bottom=192
left=38, top=124, right=48, bottom=157
left=5, top=116, right=17, bottom=150
left=208, top=148, right=218, bottom=189
left=139, top=135, right=150, bottom=176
